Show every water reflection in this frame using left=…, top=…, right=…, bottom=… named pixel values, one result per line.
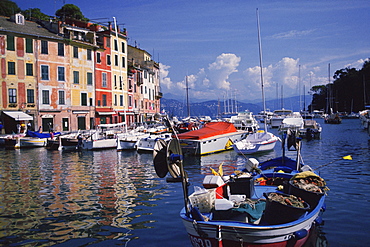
left=0, top=149, right=167, bottom=246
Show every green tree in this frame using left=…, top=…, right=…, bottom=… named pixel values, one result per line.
left=55, top=4, right=88, bottom=21
left=21, top=8, right=50, bottom=21
left=0, top=0, right=21, bottom=17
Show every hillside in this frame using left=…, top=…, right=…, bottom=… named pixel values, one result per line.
left=160, top=95, right=312, bottom=118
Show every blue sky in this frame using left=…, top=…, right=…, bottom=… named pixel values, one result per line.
left=17, top=0, right=370, bottom=103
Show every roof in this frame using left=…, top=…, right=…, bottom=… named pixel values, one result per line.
left=3, top=111, right=33, bottom=121
left=177, top=122, right=237, bottom=140
left=0, top=16, right=62, bottom=40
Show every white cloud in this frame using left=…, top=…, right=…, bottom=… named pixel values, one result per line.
left=270, top=29, right=316, bottom=39
left=161, top=53, right=241, bottom=100
left=243, top=57, right=300, bottom=99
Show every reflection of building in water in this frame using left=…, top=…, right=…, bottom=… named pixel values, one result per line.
left=0, top=149, right=165, bottom=245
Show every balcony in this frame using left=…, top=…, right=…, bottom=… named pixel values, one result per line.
left=155, top=92, right=163, bottom=99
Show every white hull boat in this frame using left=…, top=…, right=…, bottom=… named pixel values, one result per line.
left=177, top=122, right=248, bottom=156
left=136, top=133, right=172, bottom=152
left=233, top=131, right=280, bottom=154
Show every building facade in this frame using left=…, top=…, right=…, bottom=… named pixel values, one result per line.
left=0, top=14, right=161, bottom=134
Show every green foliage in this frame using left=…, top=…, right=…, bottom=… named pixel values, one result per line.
left=55, top=4, right=88, bottom=21
left=0, top=0, right=21, bottom=17
left=309, top=59, right=370, bottom=113
left=21, top=8, right=50, bottom=21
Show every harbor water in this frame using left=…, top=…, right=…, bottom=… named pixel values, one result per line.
left=0, top=118, right=369, bottom=247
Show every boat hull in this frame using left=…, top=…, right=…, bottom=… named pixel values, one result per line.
left=136, top=134, right=172, bottom=152
left=179, top=131, right=248, bottom=155
left=233, top=139, right=278, bottom=154
left=181, top=196, right=324, bottom=247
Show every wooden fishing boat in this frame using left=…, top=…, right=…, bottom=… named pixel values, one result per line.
left=153, top=130, right=328, bottom=247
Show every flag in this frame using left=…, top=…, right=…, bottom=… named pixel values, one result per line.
left=210, top=167, right=219, bottom=176
left=218, top=164, right=223, bottom=177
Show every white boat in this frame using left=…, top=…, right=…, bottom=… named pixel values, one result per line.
left=229, top=111, right=259, bottom=133
left=278, top=112, right=304, bottom=132
left=117, top=131, right=150, bottom=150
left=233, top=130, right=280, bottom=154
left=270, top=109, right=293, bottom=128
left=177, top=121, right=248, bottom=156
left=136, top=133, right=172, bottom=152
left=299, top=119, right=322, bottom=140
left=79, top=123, right=125, bottom=150
left=4, top=130, right=59, bottom=149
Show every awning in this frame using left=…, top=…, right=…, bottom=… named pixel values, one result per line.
left=118, top=111, right=134, bottom=115
left=98, top=111, right=116, bottom=115
left=72, top=111, right=89, bottom=114
left=3, top=111, right=33, bottom=121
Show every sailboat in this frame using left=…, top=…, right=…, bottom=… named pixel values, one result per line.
left=233, top=11, right=280, bottom=155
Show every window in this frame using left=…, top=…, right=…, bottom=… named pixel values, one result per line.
left=73, top=71, right=79, bottom=84
left=120, top=95, right=123, bottom=106
left=102, top=94, right=107, bottom=106
left=128, top=95, right=132, bottom=107
left=119, top=76, right=122, bottom=90
left=114, top=94, right=117, bottom=106
left=87, top=72, right=93, bottom=85
left=8, top=88, right=17, bottom=103
left=73, top=46, right=78, bottom=58
left=122, top=57, right=125, bottom=68
left=115, top=54, right=118, bottom=66
left=87, top=49, right=92, bottom=60
left=106, top=37, right=110, bottom=48
left=59, top=91, right=65, bottom=105
left=26, top=63, right=33, bottom=76
left=7, top=35, right=15, bottom=51
left=114, top=75, right=117, bottom=88
left=89, top=98, right=93, bottom=106
left=121, top=42, right=125, bottom=53
left=41, top=65, right=49, bottom=80
left=97, top=52, right=101, bottom=63
left=42, top=90, right=49, bottom=104
left=8, top=62, right=15, bottom=75
left=107, top=55, right=111, bottom=65
left=144, top=70, right=148, bottom=79
left=81, top=93, right=87, bottom=106
left=58, top=67, right=65, bottom=81
left=114, top=39, right=118, bottom=51
left=102, top=73, right=107, bottom=87
left=26, top=38, right=33, bottom=53
left=58, top=43, right=64, bottom=56
left=27, top=89, right=34, bottom=103
left=41, top=40, right=48, bottom=54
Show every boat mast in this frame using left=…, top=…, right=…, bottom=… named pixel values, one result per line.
left=256, top=8, right=267, bottom=132
left=185, top=75, right=190, bottom=119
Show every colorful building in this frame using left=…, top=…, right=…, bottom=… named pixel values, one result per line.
left=0, top=14, right=161, bottom=134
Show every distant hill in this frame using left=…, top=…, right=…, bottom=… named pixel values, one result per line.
left=160, top=95, right=313, bottom=118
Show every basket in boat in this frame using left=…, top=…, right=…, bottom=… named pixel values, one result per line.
left=288, top=176, right=325, bottom=208
left=189, top=189, right=216, bottom=213
left=263, top=192, right=310, bottom=225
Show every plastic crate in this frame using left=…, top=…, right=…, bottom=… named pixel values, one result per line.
left=189, top=189, right=216, bottom=213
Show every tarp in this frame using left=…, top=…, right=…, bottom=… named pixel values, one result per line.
left=26, top=130, right=61, bottom=138
left=177, top=122, right=237, bottom=140
left=3, top=111, right=33, bottom=121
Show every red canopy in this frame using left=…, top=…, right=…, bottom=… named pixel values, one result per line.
left=177, top=122, right=237, bottom=140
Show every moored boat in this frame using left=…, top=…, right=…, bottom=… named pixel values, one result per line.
left=177, top=121, right=249, bottom=156
left=153, top=129, right=329, bottom=247
left=233, top=130, right=280, bottom=154
left=5, top=130, right=60, bottom=149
